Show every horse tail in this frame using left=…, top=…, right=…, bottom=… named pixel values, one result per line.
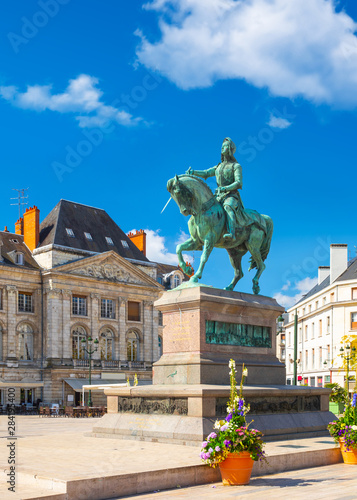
left=249, top=215, right=273, bottom=270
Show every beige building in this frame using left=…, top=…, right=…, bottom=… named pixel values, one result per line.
left=280, top=244, right=357, bottom=389
left=0, top=200, right=185, bottom=407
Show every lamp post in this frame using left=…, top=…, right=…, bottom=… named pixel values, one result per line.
left=81, top=336, right=99, bottom=407
left=339, top=345, right=356, bottom=394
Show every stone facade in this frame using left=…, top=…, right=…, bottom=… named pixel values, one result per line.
left=0, top=249, right=163, bottom=406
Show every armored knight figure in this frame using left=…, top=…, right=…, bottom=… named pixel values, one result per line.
left=186, top=137, right=255, bottom=241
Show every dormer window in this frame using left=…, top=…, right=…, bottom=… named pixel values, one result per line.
left=15, top=253, right=24, bottom=265
left=105, top=237, right=114, bottom=246
left=66, top=228, right=75, bottom=237
left=12, top=239, right=19, bottom=244
left=84, top=232, right=93, bottom=240
left=121, top=240, right=129, bottom=249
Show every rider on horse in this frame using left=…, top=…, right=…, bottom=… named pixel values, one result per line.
left=186, top=137, right=259, bottom=241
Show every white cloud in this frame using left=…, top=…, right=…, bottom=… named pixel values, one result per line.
left=131, top=228, right=194, bottom=267
left=274, top=276, right=318, bottom=309
left=137, top=0, right=357, bottom=107
left=0, top=74, right=141, bottom=128
left=268, top=115, right=292, bottom=129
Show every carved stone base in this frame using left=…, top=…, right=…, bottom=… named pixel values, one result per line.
left=92, top=383, right=335, bottom=445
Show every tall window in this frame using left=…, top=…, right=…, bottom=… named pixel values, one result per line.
left=158, top=335, right=163, bottom=357
left=173, top=274, right=181, bottom=288
left=312, top=348, right=315, bottom=369
left=101, top=299, right=115, bottom=319
left=305, top=350, right=308, bottom=369
left=128, top=301, right=140, bottom=322
left=311, top=322, right=315, bottom=339
left=330, top=292, right=335, bottom=302
left=127, top=330, right=139, bottom=361
left=100, top=328, right=114, bottom=360
left=304, top=325, right=308, bottom=341
left=18, top=292, right=33, bottom=313
left=352, top=288, right=357, bottom=300
left=18, top=323, right=33, bottom=360
left=319, top=319, right=322, bottom=337
left=327, top=344, right=331, bottom=362
left=281, top=334, right=285, bottom=344
left=158, top=311, right=163, bottom=326
left=72, top=295, right=87, bottom=316
left=72, top=326, right=87, bottom=359
left=351, top=312, right=357, bottom=330
left=319, top=347, right=322, bottom=368
left=327, top=316, right=331, bottom=333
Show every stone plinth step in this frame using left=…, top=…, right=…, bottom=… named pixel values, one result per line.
left=2, top=437, right=342, bottom=500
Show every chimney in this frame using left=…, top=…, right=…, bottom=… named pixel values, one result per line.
left=15, top=217, right=24, bottom=235
left=318, top=266, right=330, bottom=285
left=4, top=226, right=9, bottom=232
left=127, top=229, right=146, bottom=256
left=23, top=206, right=40, bottom=252
left=330, top=244, right=348, bottom=284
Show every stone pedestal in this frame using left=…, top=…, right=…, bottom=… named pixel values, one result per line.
left=153, top=286, right=285, bottom=386
left=92, top=286, right=334, bottom=445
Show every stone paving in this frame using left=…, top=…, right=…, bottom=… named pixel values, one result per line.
left=0, top=416, right=352, bottom=500
left=124, top=463, right=357, bottom=500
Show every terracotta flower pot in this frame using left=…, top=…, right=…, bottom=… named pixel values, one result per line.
left=339, top=439, right=357, bottom=464
left=218, top=452, right=254, bottom=485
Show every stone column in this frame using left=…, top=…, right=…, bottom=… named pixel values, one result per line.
left=6, top=285, right=17, bottom=360
left=62, top=290, right=72, bottom=359
left=143, top=300, right=154, bottom=363
left=46, top=288, right=62, bottom=361
left=91, top=293, right=100, bottom=360
left=118, top=298, right=127, bottom=362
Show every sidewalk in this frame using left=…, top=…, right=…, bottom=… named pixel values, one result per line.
left=0, top=416, right=345, bottom=500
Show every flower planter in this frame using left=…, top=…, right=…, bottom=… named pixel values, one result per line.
left=339, top=439, right=357, bottom=464
left=218, top=452, right=254, bottom=485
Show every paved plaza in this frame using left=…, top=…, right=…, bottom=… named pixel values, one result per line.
left=0, top=416, right=354, bottom=499
left=126, top=463, right=357, bottom=500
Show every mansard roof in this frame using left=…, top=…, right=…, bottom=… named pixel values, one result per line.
left=0, top=232, right=40, bottom=270
left=295, top=256, right=357, bottom=306
left=38, top=199, right=149, bottom=263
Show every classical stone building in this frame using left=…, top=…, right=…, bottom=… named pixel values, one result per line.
left=0, top=200, right=185, bottom=406
left=279, top=244, right=357, bottom=390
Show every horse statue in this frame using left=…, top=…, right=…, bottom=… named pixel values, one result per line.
left=167, top=174, right=273, bottom=294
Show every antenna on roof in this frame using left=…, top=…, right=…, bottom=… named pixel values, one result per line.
left=10, top=188, right=29, bottom=219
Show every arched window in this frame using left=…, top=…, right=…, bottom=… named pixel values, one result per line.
left=100, top=328, right=114, bottom=360
left=72, top=326, right=87, bottom=360
left=127, top=330, right=139, bottom=361
left=158, top=335, right=163, bottom=357
left=18, top=323, right=33, bottom=361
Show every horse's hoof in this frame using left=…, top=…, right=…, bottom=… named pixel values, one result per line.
left=253, top=285, right=260, bottom=295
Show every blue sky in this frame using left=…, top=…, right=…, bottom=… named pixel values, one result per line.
left=1, top=0, right=357, bottom=307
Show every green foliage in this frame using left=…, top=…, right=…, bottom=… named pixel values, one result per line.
left=325, top=383, right=349, bottom=404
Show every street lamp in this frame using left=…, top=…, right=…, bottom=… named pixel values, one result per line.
left=339, top=345, right=356, bottom=394
left=276, top=314, right=285, bottom=336
left=81, top=336, right=99, bottom=407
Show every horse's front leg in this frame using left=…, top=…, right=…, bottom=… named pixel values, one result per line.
left=176, top=237, right=199, bottom=276
left=190, top=236, right=214, bottom=282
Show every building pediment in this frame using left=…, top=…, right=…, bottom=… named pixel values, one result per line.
left=52, top=251, right=161, bottom=288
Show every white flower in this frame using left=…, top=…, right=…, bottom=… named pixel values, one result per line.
left=352, top=425, right=357, bottom=430
left=227, top=406, right=233, bottom=413
left=229, top=359, right=236, bottom=369
left=214, top=420, right=221, bottom=430
left=242, top=368, right=248, bottom=377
